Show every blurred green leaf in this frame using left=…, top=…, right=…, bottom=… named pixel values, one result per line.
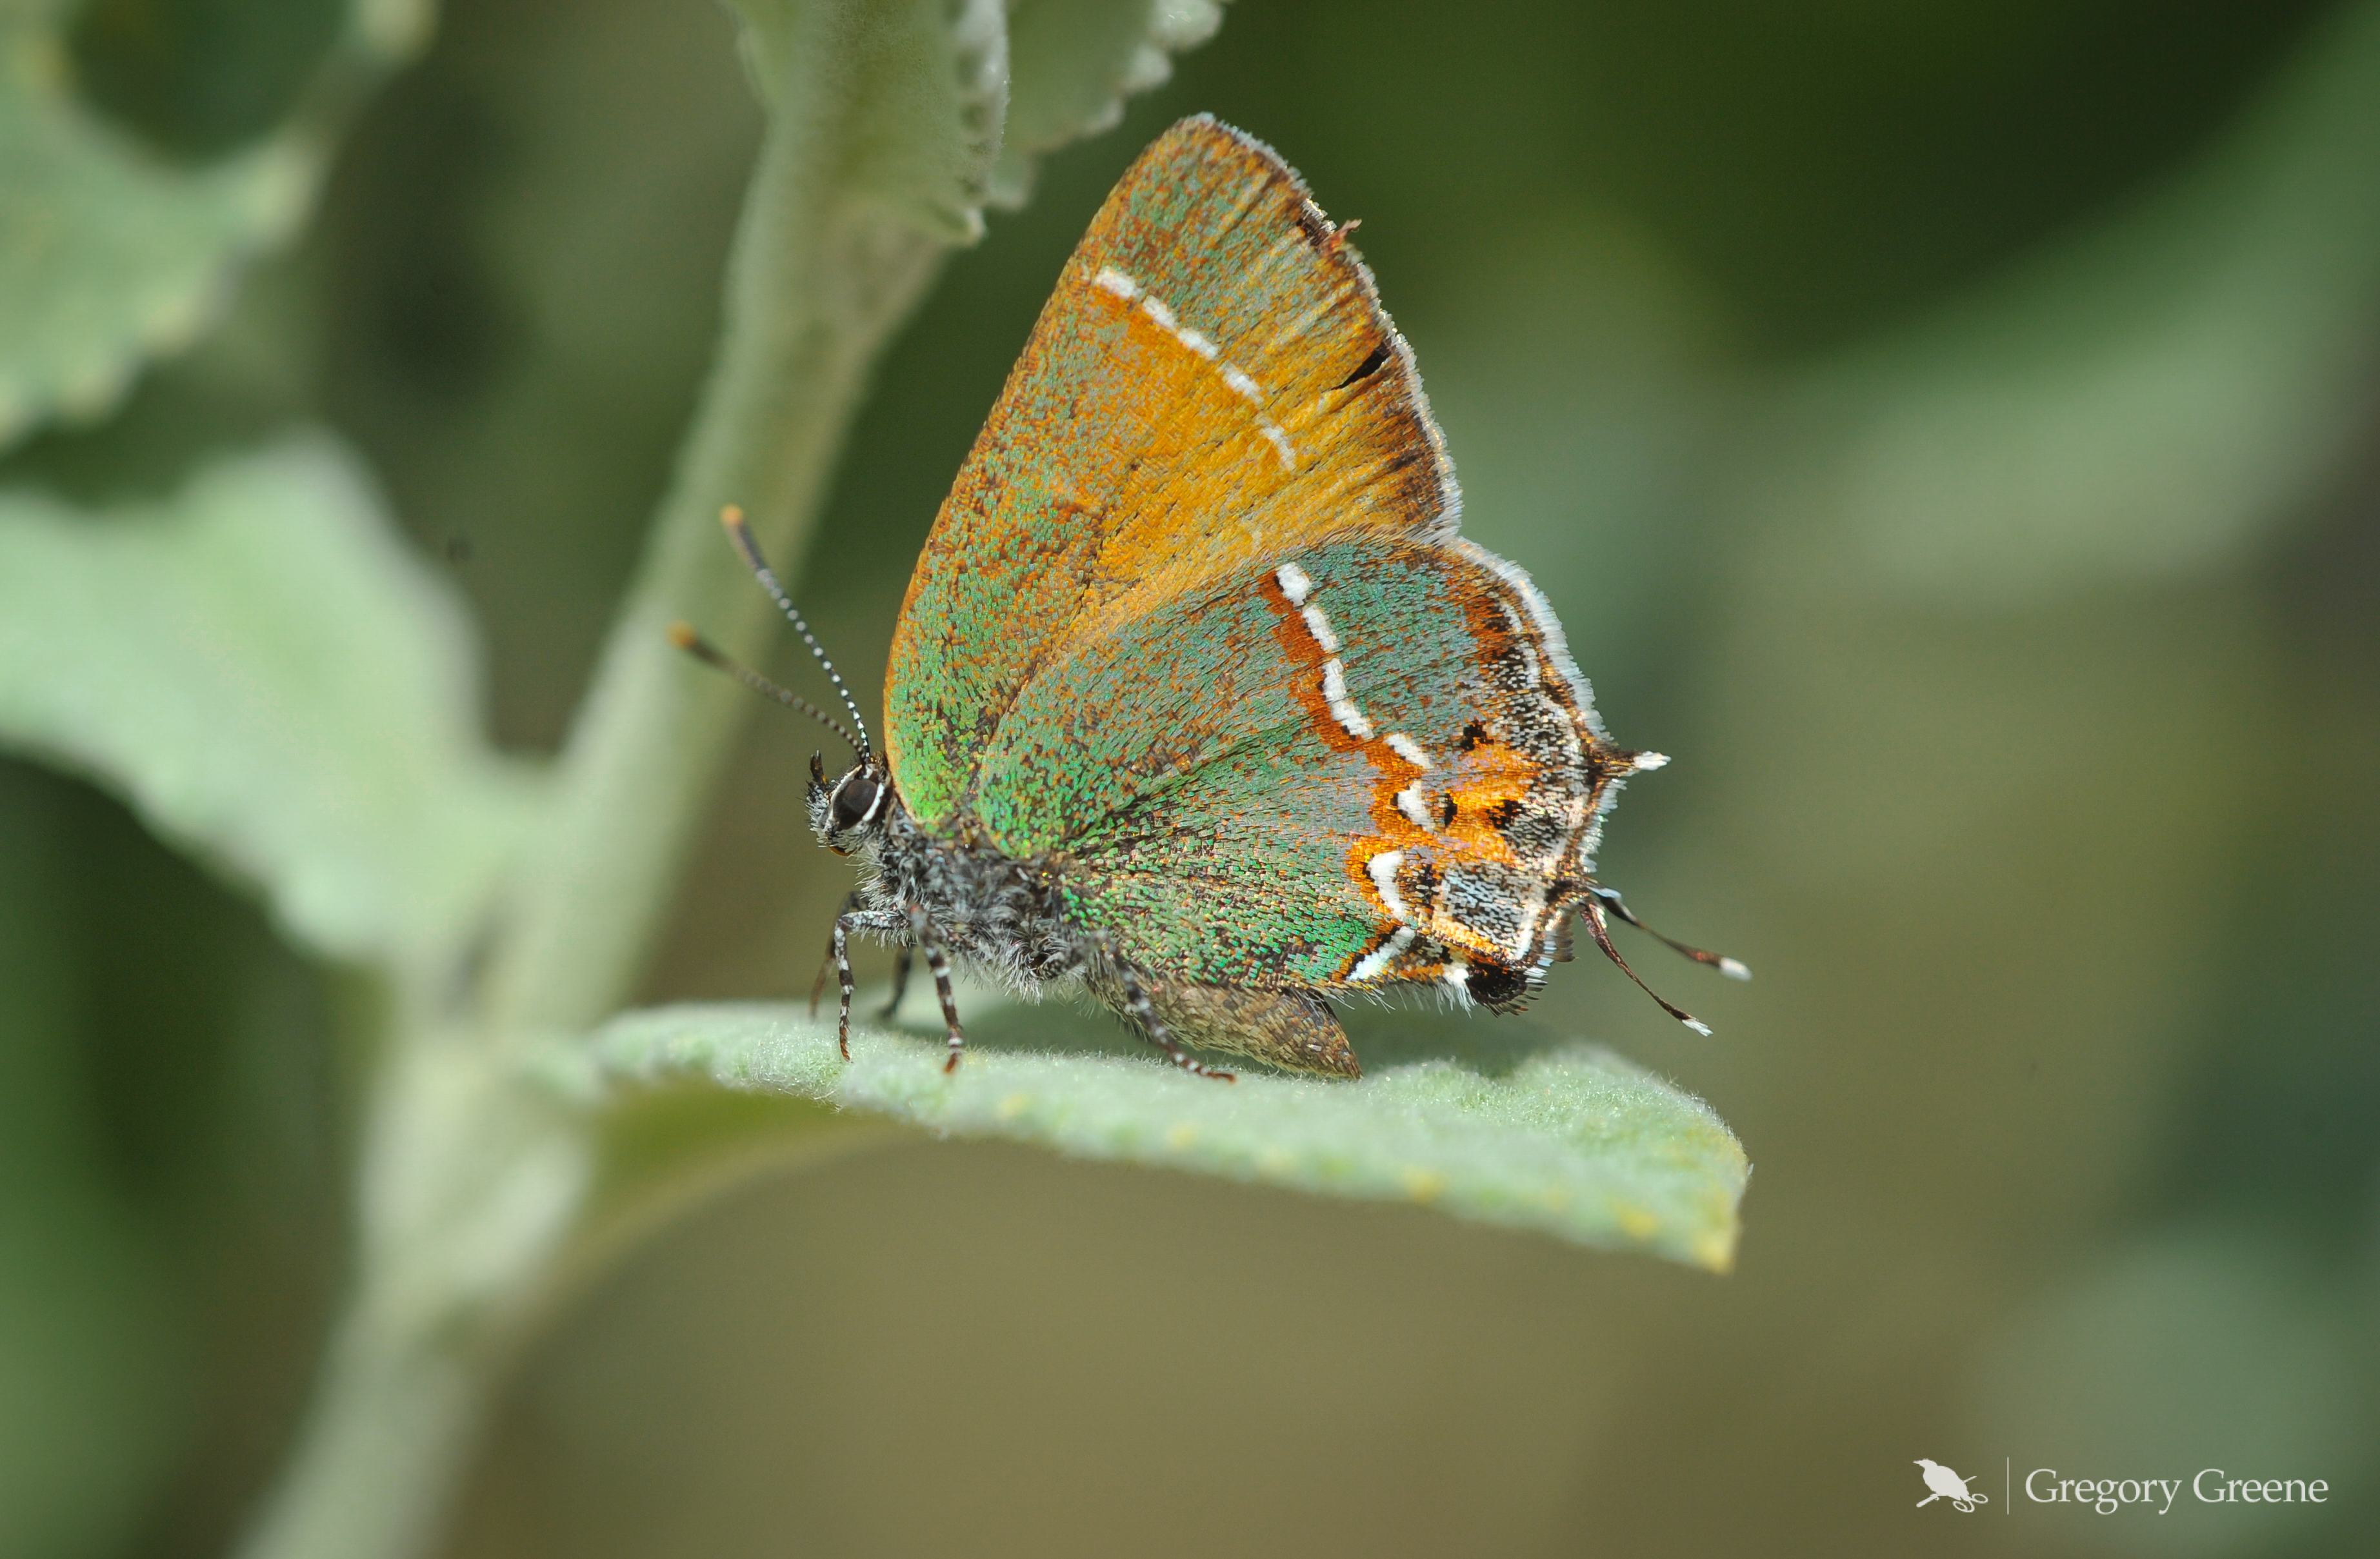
left=723, top=0, right=1008, bottom=244
left=0, top=0, right=429, bottom=448
left=719, top=0, right=1228, bottom=241
left=0, top=433, right=543, bottom=976
left=1775, top=0, right=2380, bottom=602
left=572, top=1001, right=1750, bottom=1271
left=69, top=0, right=348, bottom=161
left=990, top=0, right=1228, bottom=206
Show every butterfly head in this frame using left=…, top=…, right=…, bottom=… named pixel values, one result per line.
left=808, top=752, right=890, bottom=855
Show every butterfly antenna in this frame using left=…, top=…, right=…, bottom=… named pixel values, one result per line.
left=718, top=505, right=874, bottom=764
left=1585, top=885, right=1751, bottom=981
left=1577, top=899, right=1714, bottom=1037
left=667, top=622, right=867, bottom=759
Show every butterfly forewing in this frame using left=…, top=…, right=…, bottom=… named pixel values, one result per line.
left=886, top=115, right=1457, bottom=832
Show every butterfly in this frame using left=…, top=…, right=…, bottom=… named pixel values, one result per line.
left=673, top=115, right=1744, bottom=1080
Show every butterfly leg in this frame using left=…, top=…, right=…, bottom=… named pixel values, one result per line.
left=821, top=900, right=905, bottom=1061
left=810, top=890, right=865, bottom=1022
left=879, top=946, right=912, bottom=1020
left=1085, top=933, right=1234, bottom=1082
left=906, top=904, right=968, bottom=1073
left=829, top=908, right=858, bottom=1060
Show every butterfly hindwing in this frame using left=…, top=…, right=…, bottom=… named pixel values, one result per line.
left=1121, top=981, right=1359, bottom=1077
left=1005, top=537, right=1630, bottom=1005
left=885, top=115, right=1459, bottom=832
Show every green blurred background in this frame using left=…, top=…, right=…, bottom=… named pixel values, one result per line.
left=5, top=0, right=2377, bottom=1554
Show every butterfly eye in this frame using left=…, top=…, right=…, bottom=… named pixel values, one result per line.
left=828, top=769, right=885, bottom=833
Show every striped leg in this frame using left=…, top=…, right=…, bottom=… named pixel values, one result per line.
left=1089, top=931, right=1234, bottom=1082
left=907, top=904, right=967, bottom=1073
left=1119, top=964, right=1235, bottom=1082
left=815, top=897, right=903, bottom=1061
left=809, top=891, right=864, bottom=1024
left=831, top=912, right=858, bottom=1060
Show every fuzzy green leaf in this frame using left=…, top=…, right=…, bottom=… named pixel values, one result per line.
left=721, top=0, right=1009, bottom=244
left=0, top=0, right=430, bottom=449
left=718, top=0, right=1230, bottom=242
left=572, top=998, right=1750, bottom=1271
left=0, top=433, right=543, bottom=976
left=990, top=0, right=1230, bottom=207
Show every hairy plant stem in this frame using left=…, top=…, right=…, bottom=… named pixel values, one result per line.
left=483, top=54, right=961, bottom=1038
left=237, top=8, right=983, bottom=1555
left=237, top=1032, right=593, bottom=1559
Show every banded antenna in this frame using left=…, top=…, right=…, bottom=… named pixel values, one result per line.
left=666, top=622, right=866, bottom=760
left=665, top=505, right=874, bottom=764
left=702, top=505, right=874, bottom=764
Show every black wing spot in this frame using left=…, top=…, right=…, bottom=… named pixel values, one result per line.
left=1332, top=341, right=1391, bottom=390
left=1458, top=720, right=1490, bottom=752
left=1485, top=798, right=1523, bottom=830
left=1293, top=201, right=1334, bottom=250
left=1466, top=960, right=1530, bottom=1008
left=1437, top=793, right=1459, bottom=828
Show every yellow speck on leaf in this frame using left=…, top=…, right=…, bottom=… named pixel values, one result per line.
left=1399, top=1167, right=1447, bottom=1204
left=1692, top=1227, right=1737, bottom=1275
left=1614, top=1202, right=1659, bottom=1240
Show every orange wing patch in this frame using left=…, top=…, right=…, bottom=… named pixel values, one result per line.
left=1257, top=559, right=1595, bottom=984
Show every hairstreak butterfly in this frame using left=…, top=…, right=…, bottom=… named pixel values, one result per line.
left=672, top=115, right=1745, bottom=1080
